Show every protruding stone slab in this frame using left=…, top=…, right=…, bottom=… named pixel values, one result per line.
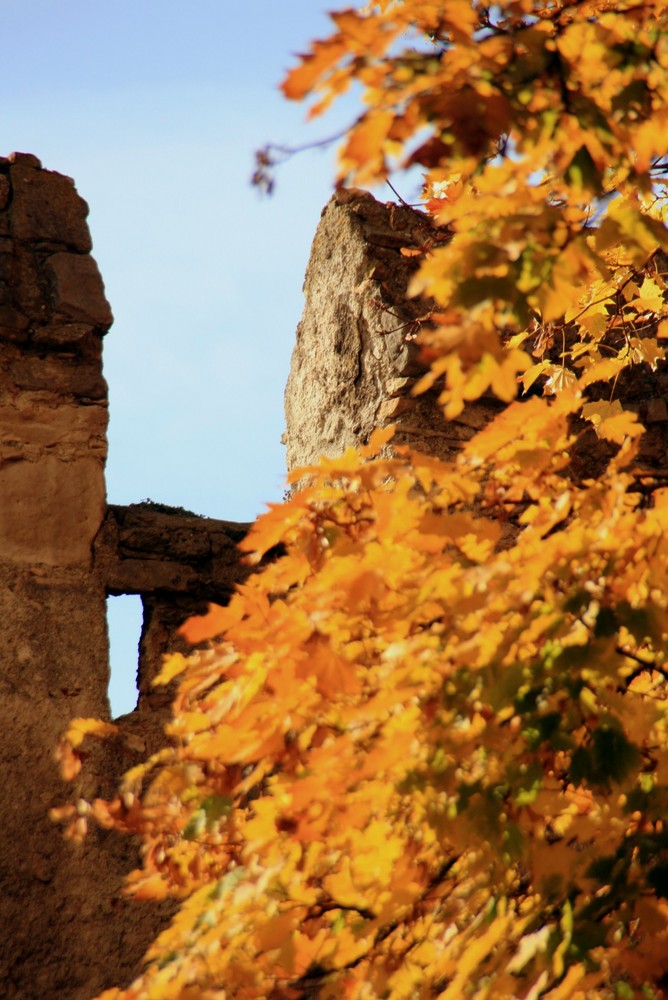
left=97, top=503, right=252, bottom=697
left=284, top=190, right=496, bottom=472
left=7, top=154, right=93, bottom=251
left=47, top=252, right=113, bottom=326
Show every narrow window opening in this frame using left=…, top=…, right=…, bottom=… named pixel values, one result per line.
left=106, top=594, right=142, bottom=718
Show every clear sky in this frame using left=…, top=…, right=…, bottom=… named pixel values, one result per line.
left=4, top=1, right=364, bottom=714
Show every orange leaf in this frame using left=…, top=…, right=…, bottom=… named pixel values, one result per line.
left=63, top=717, right=119, bottom=749
left=281, top=37, right=347, bottom=101
left=179, top=601, right=242, bottom=644
left=341, top=109, right=395, bottom=175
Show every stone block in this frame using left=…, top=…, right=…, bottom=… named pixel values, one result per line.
left=3, top=346, right=107, bottom=400
left=284, top=190, right=492, bottom=471
left=0, top=454, right=106, bottom=565
left=9, top=162, right=92, bottom=252
left=47, top=252, right=113, bottom=327
left=0, top=394, right=107, bottom=452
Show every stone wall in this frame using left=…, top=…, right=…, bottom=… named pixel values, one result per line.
left=0, top=165, right=527, bottom=1000
left=0, top=155, right=250, bottom=1000
left=7, top=157, right=668, bottom=1000
left=283, top=188, right=500, bottom=473
left=284, top=188, right=668, bottom=488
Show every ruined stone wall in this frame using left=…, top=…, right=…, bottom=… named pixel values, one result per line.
left=283, top=188, right=500, bottom=473
left=6, top=152, right=668, bottom=1000
left=13, top=164, right=668, bottom=1000
left=0, top=155, right=250, bottom=1000
left=0, top=165, right=503, bottom=1000
left=284, top=188, right=668, bottom=487
left=0, top=152, right=119, bottom=999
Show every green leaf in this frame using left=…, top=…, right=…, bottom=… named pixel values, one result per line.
left=183, top=795, right=232, bottom=840
left=201, top=794, right=233, bottom=822
left=183, top=809, right=207, bottom=841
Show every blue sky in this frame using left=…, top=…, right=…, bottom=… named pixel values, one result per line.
left=4, top=1, right=365, bottom=714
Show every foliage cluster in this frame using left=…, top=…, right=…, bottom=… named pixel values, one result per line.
left=54, top=1, right=668, bottom=996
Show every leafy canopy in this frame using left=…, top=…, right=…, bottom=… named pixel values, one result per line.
left=55, top=1, right=668, bottom=997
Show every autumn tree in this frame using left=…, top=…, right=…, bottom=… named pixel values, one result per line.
left=55, top=1, right=668, bottom=997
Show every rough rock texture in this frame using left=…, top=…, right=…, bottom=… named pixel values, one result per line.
left=8, top=159, right=668, bottom=1000
left=97, top=503, right=251, bottom=701
left=0, top=155, right=251, bottom=1000
left=284, top=189, right=499, bottom=472
left=0, top=153, right=117, bottom=1000
left=285, top=190, right=668, bottom=496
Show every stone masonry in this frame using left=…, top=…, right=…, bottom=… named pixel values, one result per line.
left=4, top=154, right=668, bottom=1000
left=283, top=188, right=499, bottom=472
left=0, top=154, right=251, bottom=1000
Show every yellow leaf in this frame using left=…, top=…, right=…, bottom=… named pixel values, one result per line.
left=302, top=638, right=361, bottom=698
left=543, top=365, right=578, bottom=396
left=577, top=356, right=627, bottom=388
left=255, top=911, right=299, bottom=953
left=360, top=423, right=395, bottom=457
left=491, top=348, right=531, bottom=401
left=538, top=242, right=597, bottom=323
left=629, top=336, right=665, bottom=371
left=633, top=109, right=668, bottom=172
left=587, top=405, right=645, bottom=444
left=521, top=360, right=552, bottom=393
left=241, top=491, right=316, bottom=558
left=542, top=963, right=589, bottom=999
left=581, top=398, right=623, bottom=429
left=154, top=652, right=189, bottom=685
left=281, top=37, right=347, bottom=101
left=596, top=199, right=668, bottom=263
left=340, top=108, right=395, bottom=180
left=62, top=717, right=119, bottom=749
left=127, top=872, right=171, bottom=901
left=179, top=601, right=242, bottom=644
left=599, top=412, right=644, bottom=443
left=630, top=276, right=666, bottom=315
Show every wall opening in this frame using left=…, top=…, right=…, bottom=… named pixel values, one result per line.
left=106, top=594, right=142, bottom=718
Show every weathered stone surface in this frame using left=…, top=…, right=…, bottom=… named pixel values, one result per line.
left=0, top=562, right=138, bottom=1000
left=0, top=174, right=10, bottom=210
left=0, top=454, right=105, bottom=565
left=97, top=504, right=251, bottom=697
left=0, top=144, right=250, bottom=1000
left=7, top=157, right=92, bottom=252
left=0, top=155, right=141, bottom=1000
left=99, top=503, right=250, bottom=595
left=8, top=151, right=43, bottom=168
left=284, top=190, right=497, bottom=472
left=2, top=340, right=107, bottom=397
left=0, top=246, right=45, bottom=334
left=47, top=252, right=114, bottom=326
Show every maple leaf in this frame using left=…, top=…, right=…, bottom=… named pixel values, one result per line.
left=58, top=4, right=668, bottom=999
